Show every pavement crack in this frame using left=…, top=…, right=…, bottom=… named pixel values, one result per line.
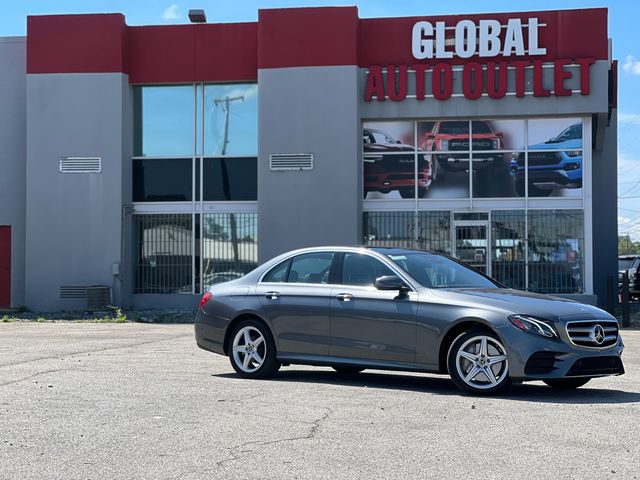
left=0, top=334, right=192, bottom=369
left=0, top=368, right=69, bottom=387
left=216, top=407, right=333, bottom=468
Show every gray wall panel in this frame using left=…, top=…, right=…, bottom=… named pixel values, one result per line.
left=0, top=37, right=26, bottom=308
left=258, top=66, right=361, bottom=262
left=591, top=110, right=618, bottom=306
left=26, top=73, right=128, bottom=311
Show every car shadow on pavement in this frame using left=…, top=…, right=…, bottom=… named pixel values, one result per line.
left=214, top=369, right=640, bottom=404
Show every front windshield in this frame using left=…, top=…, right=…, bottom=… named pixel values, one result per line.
left=619, top=258, right=634, bottom=271
left=385, top=252, right=499, bottom=289
left=549, top=123, right=582, bottom=143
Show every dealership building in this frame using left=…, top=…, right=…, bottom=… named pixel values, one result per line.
left=0, top=6, right=618, bottom=311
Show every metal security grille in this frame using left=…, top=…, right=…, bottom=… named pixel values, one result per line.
left=59, top=157, right=102, bottom=173
left=269, top=153, right=314, bottom=171
left=202, top=213, right=258, bottom=290
left=133, top=214, right=193, bottom=294
left=527, top=210, right=584, bottom=294
left=491, top=211, right=526, bottom=290
left=363, top=211, right=415, bottom=249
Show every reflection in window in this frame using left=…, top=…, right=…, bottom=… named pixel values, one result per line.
left=417, top=211, right=451, bottom=254
left=342, top=253, right=394, bottom=286
left=204, top=84, right=258, bottom=156
left=491, top=211, right=526, bottom=290
left=528, top=210, right=584, bottom=294
left=134, top=214, right=193, bottom=293
left=288, top=252, right=334, bottom=284
left=203, top=158, right=257, bottom=201
left=133, top=86, right=194, bottom=157
left=363, top=211, right=415, bottom=249
left=202, top=213, right=257, bottom=289
left=133, top=159, right=192, bottom=202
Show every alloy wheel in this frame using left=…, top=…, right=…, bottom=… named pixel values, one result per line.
left=232, top=326, right=266, bottom=373
left=455, top=335, right=509, bottom=390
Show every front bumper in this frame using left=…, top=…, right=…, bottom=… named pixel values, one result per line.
left=495, top=323, right=625, bottom=381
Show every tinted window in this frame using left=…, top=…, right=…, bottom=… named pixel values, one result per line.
left=203, top=158, right=257, bottom=201
left=288, top=253, right=334, bottom=284
left=471, top=121, right=492, bottom=134
left=386, top=252, right=497, bottom=289
left=342, top=253, right=394, bottom=286
left=619, top=258, right=636, bottom=271
left=263, top=259, right=290, bottom=283
left=133, top=158, right=192, bottom=202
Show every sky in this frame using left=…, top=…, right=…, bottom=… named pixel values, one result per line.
left=1, top=0, right=639, bottom=239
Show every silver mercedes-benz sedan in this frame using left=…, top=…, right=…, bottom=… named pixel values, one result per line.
left=194, top=246, right=625, bottom=395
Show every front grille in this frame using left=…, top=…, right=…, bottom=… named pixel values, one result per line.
left=566, top=356, right=624, bottom=377
left=524, top=351, right=564, bottom=375
left=515, top=152, right=561, bottom=167
left=566, top=320, right=619, bottom=348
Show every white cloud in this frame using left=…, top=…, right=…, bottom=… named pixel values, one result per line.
left=623, top=55, right=640, bottom=75
left=162, top=4, right=181, bottom=21
left=618, top=112, right=640, bottom=123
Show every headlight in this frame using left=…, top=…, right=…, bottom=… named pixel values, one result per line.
left=509, top=314, right=557, bottom=338
left=565, top=150, right=581, bottom=157
left=440, top=139, right=449, bottom=150
left=492, top=139, right=501, bottom=149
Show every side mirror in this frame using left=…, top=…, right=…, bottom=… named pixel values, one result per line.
left=374, top=275, right=409, bottom=292
left=395, top=140, right=402, bottom=144
left=425, top=133, right=435, bottom=140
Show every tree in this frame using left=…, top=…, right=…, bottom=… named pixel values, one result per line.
left=618, top=235, right=640, bottom=255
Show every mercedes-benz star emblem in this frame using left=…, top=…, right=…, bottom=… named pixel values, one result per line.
left=591, top=324, right=605, bottom=345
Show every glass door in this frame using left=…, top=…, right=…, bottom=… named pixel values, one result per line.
left=454, top=222, right=489, bottom=275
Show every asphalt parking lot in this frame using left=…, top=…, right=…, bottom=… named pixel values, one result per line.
left=1, top=323, right=639, bottom=480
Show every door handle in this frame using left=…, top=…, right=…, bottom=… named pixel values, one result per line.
left=265, top=291, right=280, bottom=300
left=335, top=293, right=353, bottom=302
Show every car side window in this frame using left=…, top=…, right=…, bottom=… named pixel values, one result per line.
left=288, top=252, right=334, bottom=284
left=341, top=253, right=395, bottom=287
left=263, top=259, right=290, bottom=283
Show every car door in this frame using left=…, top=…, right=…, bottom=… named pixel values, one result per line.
left=256, top=251, right=336, bottom=357
left=329, top=252, right=418, bottom=363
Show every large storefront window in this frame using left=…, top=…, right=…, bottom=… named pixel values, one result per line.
left=363, top=118, right=583, bottom=200
left=132, top=84, right=258, bottom=294
left=363, top=210, right=585, bottom=294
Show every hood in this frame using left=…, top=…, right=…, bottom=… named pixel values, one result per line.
left=364, top=143, right=414, bottom=153
left=429, top=288, right=613, bottom=322
left=525, top=138, right=582, bottom=150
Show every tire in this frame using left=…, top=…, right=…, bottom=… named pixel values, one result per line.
left=447, top=329, right=511, bottom=395
left=332, top=366, right=365, bottom=374
left=228, top=318, right=280, bottom=379
left=543, top=378, right=591, bottom=390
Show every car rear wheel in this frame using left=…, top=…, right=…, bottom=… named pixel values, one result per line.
left=447, top=330, right=510, bottom=395
left=229, top=319, right=280, bottom=379
left=332, top=366, right=365, bottom=374
left=543, top=378, right=591, bottom=390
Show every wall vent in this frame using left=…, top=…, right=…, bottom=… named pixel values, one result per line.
left=60, top=286, right=87, bottom=299
left=59, top=157, right=102, bottom=174
left=269, top=153, right=313, bottom=171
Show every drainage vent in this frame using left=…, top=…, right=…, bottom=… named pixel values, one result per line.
left=269, top=153, right=313, bottom=171
left=59, top=157, right=102, bottom=174
left=60, top=286, right=87, bottom=299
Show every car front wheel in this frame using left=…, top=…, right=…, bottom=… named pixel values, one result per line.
left=229, top=319, right=281, bottom=379
left=448, top=330, right=510, bottom=395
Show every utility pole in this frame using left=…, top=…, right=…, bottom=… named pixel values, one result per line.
left=212, top=95, right=244, bottom=269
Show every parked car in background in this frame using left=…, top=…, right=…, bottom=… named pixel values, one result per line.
left=619, top=255, right=640, bottom=300
left=195, top=246, right=625, bottom=395
left=363, top=129, right=432, bottom=199
left=510, top=123, right=583, bottom=197
left=420, top=120, right=505, bottom=179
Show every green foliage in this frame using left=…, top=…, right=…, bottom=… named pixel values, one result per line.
left=619, top=235, right=640, bottom=255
